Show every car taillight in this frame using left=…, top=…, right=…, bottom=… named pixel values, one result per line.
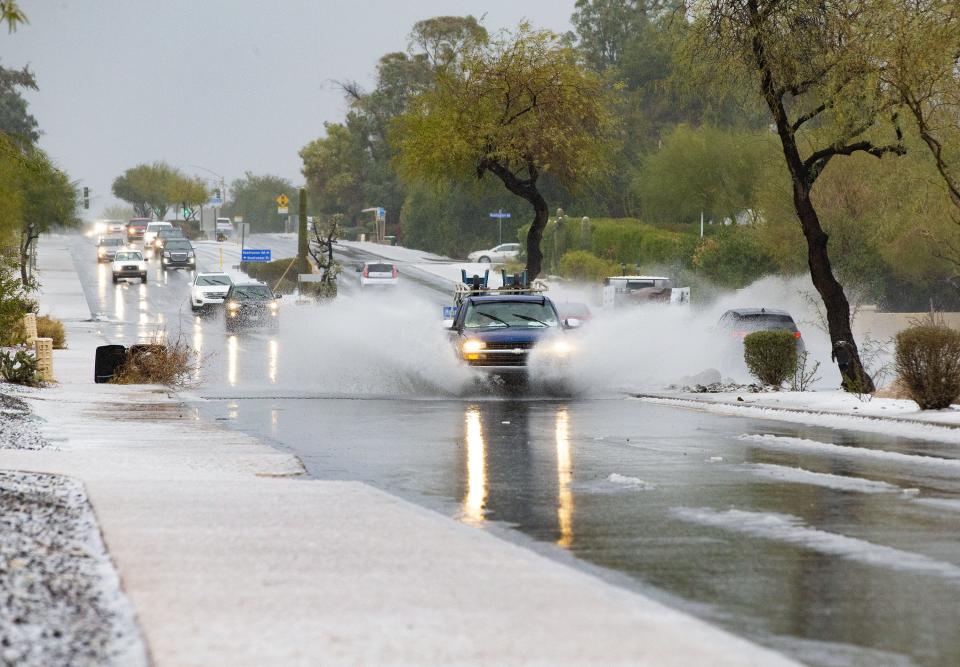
left=362, top=267, right=369, bottom=277
left=794, top=331, right=802, bottom=339
left=391, top=267, right=398, bottom=278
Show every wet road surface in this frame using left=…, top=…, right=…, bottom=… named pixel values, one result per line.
left=70, top=234, right=960, bottom=667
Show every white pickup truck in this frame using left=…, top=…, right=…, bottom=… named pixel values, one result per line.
left=601, top=275, right=690, bottom=309
left=215, top=218, right=234, bottom=241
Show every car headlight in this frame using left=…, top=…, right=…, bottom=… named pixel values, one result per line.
left=548, top=340, right=574, bottom=357
left=462, top=339, right=485, bottom=354
left=227, top=301, right=239, bottom=312
left=269, top=301, right=279, bottom=312
left=98, top=247, right=105, bottom=256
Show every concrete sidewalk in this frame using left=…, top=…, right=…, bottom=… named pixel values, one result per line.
left=0, top=235, right=798, bottom=666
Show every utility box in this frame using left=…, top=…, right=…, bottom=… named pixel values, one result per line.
left=95, top=344, right=127, bottom=383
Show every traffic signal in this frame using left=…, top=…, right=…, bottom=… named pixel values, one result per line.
left=82, top=187, right=89, bottom=209
left=214, top=188, right=221, bottom=199
left=182, top=202, right=189, bottom=218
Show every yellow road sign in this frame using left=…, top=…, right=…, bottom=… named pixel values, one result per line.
left=276, top=194, right=289, bottom=207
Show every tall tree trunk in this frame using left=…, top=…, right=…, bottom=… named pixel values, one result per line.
left=524, top=190, right=549, bottom=280
left=793, top=183, right=875, bottom=392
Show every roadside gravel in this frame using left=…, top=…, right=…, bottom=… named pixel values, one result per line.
left=0, top=389, right=146, bottom=667
left=0, top=390, right=47, bottom=451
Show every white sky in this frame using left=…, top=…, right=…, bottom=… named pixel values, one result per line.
left=5, top=0, right=576, bottom=214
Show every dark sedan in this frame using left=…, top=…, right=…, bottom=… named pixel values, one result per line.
left=224, top=282, right=280, bottom=332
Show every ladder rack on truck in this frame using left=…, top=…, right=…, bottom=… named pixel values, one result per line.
left=443, top=269, right=548, bottom=318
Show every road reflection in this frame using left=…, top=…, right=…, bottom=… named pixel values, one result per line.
left=462, top=407, right=487, bottom=525
left=555, top=408, right=573, bottom=547
left=227, top=334, right=238, bottom=386
left=268, top=339, right=279, bottom=384
left=459, top=403, right=574, bottom=546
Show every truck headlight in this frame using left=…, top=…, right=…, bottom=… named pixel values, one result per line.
left=548, top=340, right=573, bottom=357
left=269, top=301, right=279, bottom=313
left=462, top=339, right=485, bottom=354
left=227, top=301, right=239, bottom=315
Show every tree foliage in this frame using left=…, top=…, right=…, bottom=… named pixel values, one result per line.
left=222, top=172, right=294, bottom=233
left=393, top=24, right=614, bottom=278
left=112, top=162, right=209, bottom=220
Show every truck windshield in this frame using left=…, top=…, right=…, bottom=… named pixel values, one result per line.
left=464, top=301, right=558, bottom=329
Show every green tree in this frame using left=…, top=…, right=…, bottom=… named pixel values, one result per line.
left=111, top=162, right=186, bottom=220
left=683, top=0, right=911, bottom=392
left=394, top=24, right=614, bottom=278
left=638, top=124, right=776, bottom=224
left=300, top=122, right=368, bottom=223
left=0, top=1, right=26, bottom=33
left=0, top=62, right=38, bottom=147
left=169, top=176, right=208, bottom=221
left=222, top=172, right=294, bottom=233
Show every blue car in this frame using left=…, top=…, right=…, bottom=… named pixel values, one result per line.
left=448, top=293, right=576, bottom=378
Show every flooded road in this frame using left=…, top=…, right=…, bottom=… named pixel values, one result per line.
left=69, top=234, right=960, bottom=666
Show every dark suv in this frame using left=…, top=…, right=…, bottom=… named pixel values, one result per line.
left=154, top=226, right=186, bottom=252
left=224, top=282, right=280, bottom=332
left=160, top=239, right=195, bottom=270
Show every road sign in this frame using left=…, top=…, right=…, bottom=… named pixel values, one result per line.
left=233, top=216, right=243, bottom=223
left=277, top=206, right=288, bottom=215
left=241, top=249, right=271, bottom=263
left=489, top=211, right=512, bottom=219
left=376, top=206, right=385, bottom=222
left=276, top=194, right=289, bottom=207
left=208, top=196, right=223, bottom=207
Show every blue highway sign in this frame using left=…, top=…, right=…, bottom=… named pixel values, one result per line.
left=241, top=249, right=271, bottom=263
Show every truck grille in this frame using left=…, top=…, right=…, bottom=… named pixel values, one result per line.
left=483, top=341, right=534, bottom=351
left=123, top=265, right=137, bottom=271
left=469, top=352, right=528, bottom=367
left=171, top=253, right=187, bottom=261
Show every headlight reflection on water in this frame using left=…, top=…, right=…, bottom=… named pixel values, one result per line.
left=462, top=407, right=487, bottom=525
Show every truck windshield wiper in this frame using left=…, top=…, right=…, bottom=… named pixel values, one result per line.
left=475, top=311, right=509, bottom=326
left=512, top=313, right=549, bottom=327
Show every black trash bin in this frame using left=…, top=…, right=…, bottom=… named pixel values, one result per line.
left=95, top=344, right=128, bottom=383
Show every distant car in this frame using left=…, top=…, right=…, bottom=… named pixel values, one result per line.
left=556, top=301, right=592, bottom=324
left=159, top=239, right=196, bottom=271
left=359, top=261, right=398, bottom=288
left=143, top=221, right=173, bottom=248
left=717, top=308, right=806, bottom=356
left=467, top=243, right=522, bottom=264
left=154, top=226, right=186, bottom=252
left=190, top=272, right=233, bottom=312
left=98, top=220, right=126, bottom=236
left=224, top=282, right=280, bottom=332
left=96, top=236, right=125, bottom=262
left=111, top=249, right=147, bottom=284
left=215, top=218, right=233, bottom=241
left=127, top=218, right=150, bottom=241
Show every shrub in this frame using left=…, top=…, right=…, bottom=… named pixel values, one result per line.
left=36, top=314, right=66, bottom=349
left=558, top=250, right=620, bottom=282
left=111, top=337, right=201, bottom=388
left=894, top=323, right=960, bottom=410
left=240, top=256, right=311, bottom=294
left=743, top=330, right=798, bottom=387
left=0, top=349, right=40, bottom=386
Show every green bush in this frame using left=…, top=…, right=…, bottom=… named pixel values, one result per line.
left=0, top=349, right=40, bottom=386
left=37, top=314, right=66, bottom=349
left=558, top=250, right=620, bottom=282
left=692, top=225, right=778, bottom=287
left=743, top=330, right=798, bottom=387
left=240, top=256, right=311, bottom=294
left=895, top=323, right=960, bottom=409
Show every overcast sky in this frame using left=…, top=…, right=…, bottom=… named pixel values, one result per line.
left=5, top=0, right=576, bottom=215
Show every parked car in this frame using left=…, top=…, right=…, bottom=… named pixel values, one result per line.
left=717, top=308, right=806, bottom=356
left=160, top=239, right=196, bottom=271
left=96, top=236, right=125, bottom=262
left=154, top=226, right=186, bottom=252
left=467, top=243, right=522, bottom=264
left=224, top=281, right=281, bottom=332
left=143, top=221, right=173, bottom=248
left=111, top=249, right=147, bottom=283
left=127, top=218, right=150, bottom=241
left=359, top=261, right=398, bottom=288
left=190, top=272, right=233, bottom=312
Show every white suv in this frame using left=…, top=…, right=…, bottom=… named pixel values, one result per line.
left=143, top=221, right=173, bottom=248
left=191, top=272, right=233, bottom=312
left=111, top=250, right=147, bottom=283
left=467, top=243, right=521, bottom=264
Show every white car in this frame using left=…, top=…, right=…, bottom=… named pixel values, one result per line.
left=191, top=272, right=233, bottom=312
left=143, top=221, right=173, bottom=248
left=359, top=261, right=398, bottom=287
left=467, top=243, right=521, bottom=264
left=111, top=250, right=147, bottom=283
